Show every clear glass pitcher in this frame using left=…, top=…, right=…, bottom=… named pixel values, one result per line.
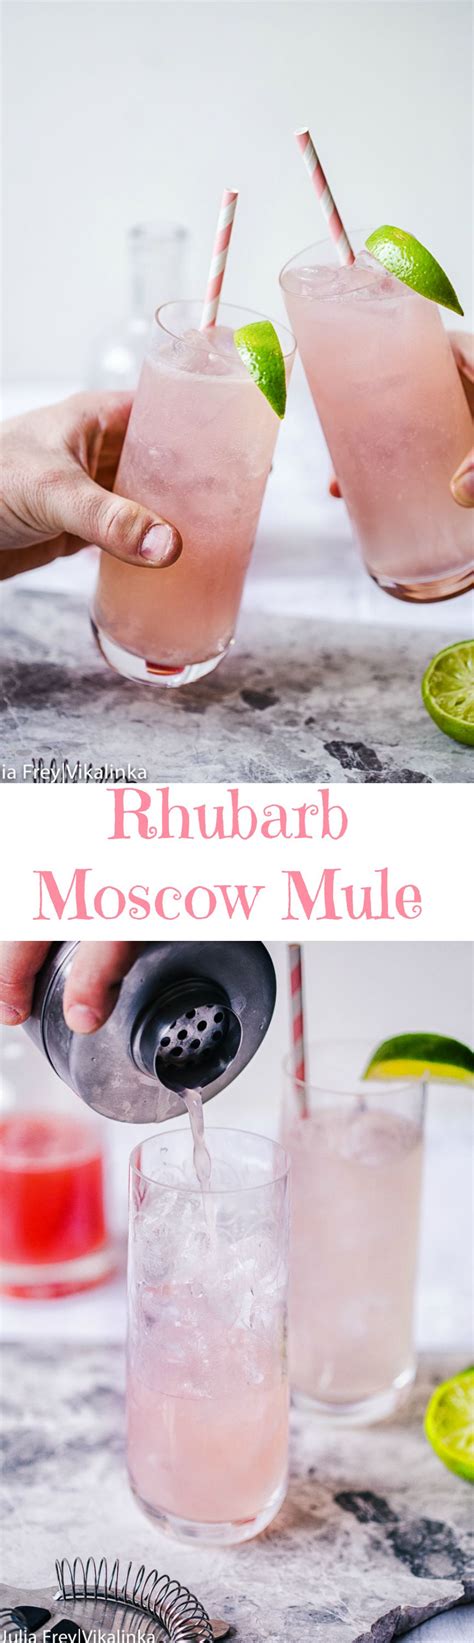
left=0, top=1026, right=116, bottom=1298
left=88, top=221, right=189, bottom=390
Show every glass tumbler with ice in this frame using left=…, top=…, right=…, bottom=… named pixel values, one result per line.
left=127, top=1128, right=290, bottom=1543
left=92, top=302, right=295, bottom=685
left=280, top=237, right=473, bottom=602
left=281, top=1039, right=425, bottom=1422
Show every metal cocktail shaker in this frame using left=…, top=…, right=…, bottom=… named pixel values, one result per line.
left=23, top=941, right=276, bottom=1123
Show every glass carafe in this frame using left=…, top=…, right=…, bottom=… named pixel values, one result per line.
left=0, top=1027, right=116, bottom=1298
left=88, top=221, right=189, bottom=390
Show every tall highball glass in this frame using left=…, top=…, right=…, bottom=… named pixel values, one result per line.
left=127, top=1128, right=290, bottom=1542
left=93, top=303, right=295, bottom=684
left=281, top=1039, right=425, bottom=1422
left=280, top=236, right=473, bottom=601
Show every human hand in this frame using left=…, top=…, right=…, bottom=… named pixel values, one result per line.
left=329, top=332, right=474, bottom=507
left=0, top=941, right=138, bottom=1030
left=0, top=391, right=182, bottom=580
left=449, top=334, right=474, bottom=506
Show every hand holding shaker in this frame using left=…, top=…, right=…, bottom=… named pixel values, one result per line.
left=22, top=940, right=277, bottom=1120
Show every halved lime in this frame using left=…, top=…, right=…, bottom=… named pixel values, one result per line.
left=363, top=1033, right=474, bottom=1086
left=365, top=226, right=463, bottom=316
left=422, top=640, right=474, bottom=747
left=425, top=1369, right=474, bottom=1482
left=234, top=321, right=287, bottom=418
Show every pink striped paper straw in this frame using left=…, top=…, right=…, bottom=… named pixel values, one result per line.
left=289, top=944, right=308, bottom=1116
left=200, top=187, right=239, bottom=329
left=295, top=128, right=355, bottom=266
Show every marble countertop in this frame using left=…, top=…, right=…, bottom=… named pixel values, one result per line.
left=1, top=370, right=472, bottom=783
left=1, top=1342, right=472, bottom=1643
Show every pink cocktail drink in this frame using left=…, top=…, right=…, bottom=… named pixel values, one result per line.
left=127, top=1128, right=289, bottom=1542
left=281, top=1044, right=425, bottom=1421
left=281, top=242, right=473, bottom=601
left=93, top=303, right=295, bottom=685
left=128, top=1305, right=289, bottom=1527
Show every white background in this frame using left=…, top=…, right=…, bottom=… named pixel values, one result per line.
left=3, top=0, right=472, bottom=382
left=3, top=0, right=472, bottom=649
left=1, top=783, right=473, bottom=938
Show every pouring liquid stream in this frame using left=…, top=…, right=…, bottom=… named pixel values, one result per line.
left=183, top=1087, right=212, bottom=1191
left=181, top=1088, right=218, bottom=1245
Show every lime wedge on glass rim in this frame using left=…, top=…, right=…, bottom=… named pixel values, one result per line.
left=422, top=640, right=474, bottom=747
left=234, top=320, right=287, bottom=418
left=424, top=1369, right=474, bottom=1482
left=365, top=225, right=464, bottom=316
left=362, top=1033, right=474, bottom=1085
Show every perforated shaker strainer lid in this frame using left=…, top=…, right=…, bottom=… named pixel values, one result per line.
left=133, top=977, right=242, bottom=1092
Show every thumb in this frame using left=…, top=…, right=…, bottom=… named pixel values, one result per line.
left=63, top=941, right=138, bottom=1033
left=450, top=450, right=474, bottom=508
left=450, top=331, right=474, bottom=384
left=450, top=331, right=474, bottom=417
left=49, top=468, right=182, bottom=567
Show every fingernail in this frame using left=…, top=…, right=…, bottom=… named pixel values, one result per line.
left=66, top=1003, right=102, bottom=1034
left=139, top=523, right=182, bottom=565
left=0, top=1003, right=22, bottom=1025
left=451, top=460, right=474, bottom=506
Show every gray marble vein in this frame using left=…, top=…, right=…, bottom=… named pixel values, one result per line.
left=0, top=587, right=471, bottom=783
left=1, top=1342, right=472, bottom=1641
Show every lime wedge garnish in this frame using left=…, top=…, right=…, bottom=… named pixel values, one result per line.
left=422, top=640, right=474, bottom=747
left=363, top=1033, right=474, bottom=1085
left=234, top=321, right=287, bottom=418
left=365, top=225, right=464, bottom=315
left=425, top=1369, right=474, bottom=1482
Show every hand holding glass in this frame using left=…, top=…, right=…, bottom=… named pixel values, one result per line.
left=93, top=306, right=295, bottom=685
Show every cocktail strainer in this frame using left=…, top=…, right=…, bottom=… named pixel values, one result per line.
left=23, top=942, right=276, bottom=1123
left=0, top=1556, right=231, bottom=1642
